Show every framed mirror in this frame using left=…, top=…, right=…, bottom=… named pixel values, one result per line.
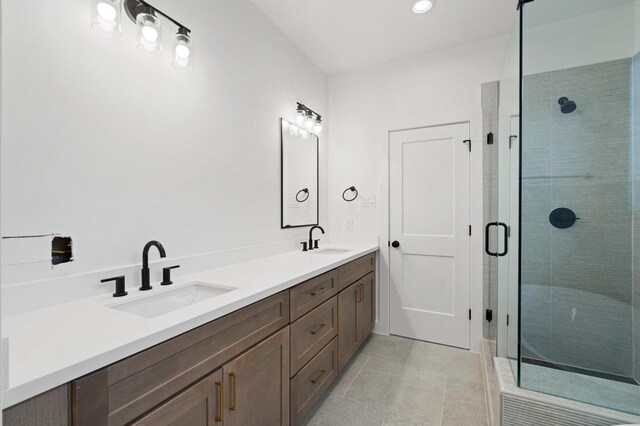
left=280, top=118, right=319, bottom=228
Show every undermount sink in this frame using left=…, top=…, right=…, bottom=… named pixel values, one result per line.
left=111, top=282, right=235, bottom=318
left=310, top=248, right=351, bottom=255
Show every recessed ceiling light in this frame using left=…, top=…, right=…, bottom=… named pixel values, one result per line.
left=413, top=0, right=434, bottom=14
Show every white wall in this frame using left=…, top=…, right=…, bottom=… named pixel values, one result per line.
left=523, top=3, right=636, bottom=75
left=327, top=35, right=510, bottom=351
left=0, top=0, right=328, bottom=285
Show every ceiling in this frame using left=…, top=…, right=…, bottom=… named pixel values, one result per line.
left=251, top=0, right=518, bottom=75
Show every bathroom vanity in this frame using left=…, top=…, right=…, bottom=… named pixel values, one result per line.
left=2, top=249, right=377, bottom=426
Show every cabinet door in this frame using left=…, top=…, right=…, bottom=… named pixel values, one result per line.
left=357, top=272, right=375, bottom=342
left=337, top=283, right=359, bottom=371
left=223, top=328, right=290, bottom=426
left=131, top=370, right=223, bottom=426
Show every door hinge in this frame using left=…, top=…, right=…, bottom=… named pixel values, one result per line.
left=469, top=225, right=472, bottom=236
left=487, top=132, right=494, bottom=145
left=506, top=314, right=510, bottom=326
left=485, top=309, right=493, bottom=322
left=468, top=309, right=472, bottom=320
left=463, top=139, right=471, bottom=152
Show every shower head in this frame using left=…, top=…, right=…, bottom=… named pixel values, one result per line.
left=558, top=97, right=577, bottom=114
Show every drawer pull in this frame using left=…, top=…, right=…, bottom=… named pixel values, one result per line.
left=215, top=381, right=224, bottom=422
left=309, top=323, right=325, bottom=335
left=310, top=287, right=328, bottom=297
left=229, top=372, right=237, bottom=411
left=310, top=369, right=326, bottom=384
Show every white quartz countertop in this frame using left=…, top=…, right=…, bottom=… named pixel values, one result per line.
left=1, top=243, right=378, bottom=409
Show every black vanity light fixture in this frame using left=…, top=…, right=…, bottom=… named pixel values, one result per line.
left=91, top=0, right=193, bottom=70
left=284, top=103, right=323, bottom=140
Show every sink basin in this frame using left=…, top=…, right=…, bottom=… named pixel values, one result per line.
left=310, top=248, right=351, bottom=255
left=111, top=282, right=235, bottom=318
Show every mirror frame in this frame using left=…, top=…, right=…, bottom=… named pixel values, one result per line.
left=280, top=118, right=319, bottom=229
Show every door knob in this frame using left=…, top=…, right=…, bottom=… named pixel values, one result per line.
left=391, top=241, right=400, bottom=248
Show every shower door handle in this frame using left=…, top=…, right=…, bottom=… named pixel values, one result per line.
left=485, top=222, right=498, bottom=257
left=485, top=222, right=509, bottom=257
left=497, top=222, right=508, bottom=257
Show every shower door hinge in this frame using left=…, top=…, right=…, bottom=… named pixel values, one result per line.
left=469, top=309, right=472, bottom=320
left=487, top=132, right=494, bottom=145
left=463, top=139, right=471, bottom=152
left=485, top=309, right=493, bottom=322
left=469, top=225, right=472, bottom=236
left=506, top=314, right=510, bottom=326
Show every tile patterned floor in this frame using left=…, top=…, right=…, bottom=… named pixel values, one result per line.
left=303, top=334, right=488, bottom=426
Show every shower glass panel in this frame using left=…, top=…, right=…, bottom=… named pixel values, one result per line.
left=495, top=11, right=520, bottom=376
left=518, top=0, right=640, bottom=415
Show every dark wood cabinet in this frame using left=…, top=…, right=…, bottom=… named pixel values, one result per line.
left=222, top=328, right=290, bottom=426
left=337, top=282, right=359, bottom=371
left=131, top=370, right=223, bottom=426
left=8, top=252, right=377, bottom=426
left=357, top=272, right=375, bottom=342
left=338, top=271, right=375, bottom=371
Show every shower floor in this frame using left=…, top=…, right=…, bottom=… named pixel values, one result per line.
left=509, top=359, right=640, bottom=416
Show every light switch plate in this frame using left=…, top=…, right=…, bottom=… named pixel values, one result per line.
left=361, top=195, right=376, bottom=207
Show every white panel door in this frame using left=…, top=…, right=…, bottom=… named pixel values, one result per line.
left=389, top=123, right=471, bottom=349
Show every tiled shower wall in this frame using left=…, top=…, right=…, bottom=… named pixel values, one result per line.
left=634, top=53, right=640, bottom=383
left=521, top=59, right=634, bottom=377
left=482, top=81, right=499, bottom=344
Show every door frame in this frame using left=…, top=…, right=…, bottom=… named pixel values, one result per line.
left=377, top=108, right=484, bottom=353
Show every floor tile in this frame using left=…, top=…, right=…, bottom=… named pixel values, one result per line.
left=304, top=393, right=388, bottom=426
left=407, top=341, right=483, bottom=385
left=305, top=335, right=488, bottom=426
left=359, top=334, right=416, bottom=363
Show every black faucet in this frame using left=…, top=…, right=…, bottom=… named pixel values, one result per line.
left=308, top=225, right=325, bottom=250
left=140, top=240, right=166, bottom=291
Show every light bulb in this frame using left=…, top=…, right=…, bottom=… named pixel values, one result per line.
left=304, top=115, right=314, bottom=132
left=97, top=2, right=117, bottom=20
left=413, top=0, right=434, bottom=13
left=141, top=25, right=158, bottom=41
left=92, top=0, right=121, bottom=37
left=175, top=44, right=190, bottom=59
left=136, top=13, right=162, bottom=56
left=295, top=111, right=305, bottom=125
left=313, top=122, right=322, bottom=134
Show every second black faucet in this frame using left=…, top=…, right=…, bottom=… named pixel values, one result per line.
left=308, top=225, right=324, bottom=251
left=141, top=240, right=166, bottom=291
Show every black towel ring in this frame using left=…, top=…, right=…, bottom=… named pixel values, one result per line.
left=342, top=186, right=358, bottom=202
left=296, top=188, right=309, bottom=203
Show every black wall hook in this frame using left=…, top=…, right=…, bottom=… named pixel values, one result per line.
left=342, top=186, right=358, bottom=202
left=296, top=188, right=310, bottom=203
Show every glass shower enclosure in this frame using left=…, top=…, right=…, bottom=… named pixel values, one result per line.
left=492, top=0, right=640, bottom=416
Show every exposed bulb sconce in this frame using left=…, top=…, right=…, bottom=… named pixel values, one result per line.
left=92, top=0, right=193, bottom=70
left=342, top=186, right=358, bottom=202
left=293, top=103, right=323, bottom=138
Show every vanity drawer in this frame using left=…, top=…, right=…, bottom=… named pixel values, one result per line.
left=71, top=291, right=289, bottom=426
left=290, top=297, right=337, bottom=375
left=337, top=252, right=375, bottom=291
left=290, top=338, right=338, bottom=425
left=290, top=269, right=337, bottom=321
